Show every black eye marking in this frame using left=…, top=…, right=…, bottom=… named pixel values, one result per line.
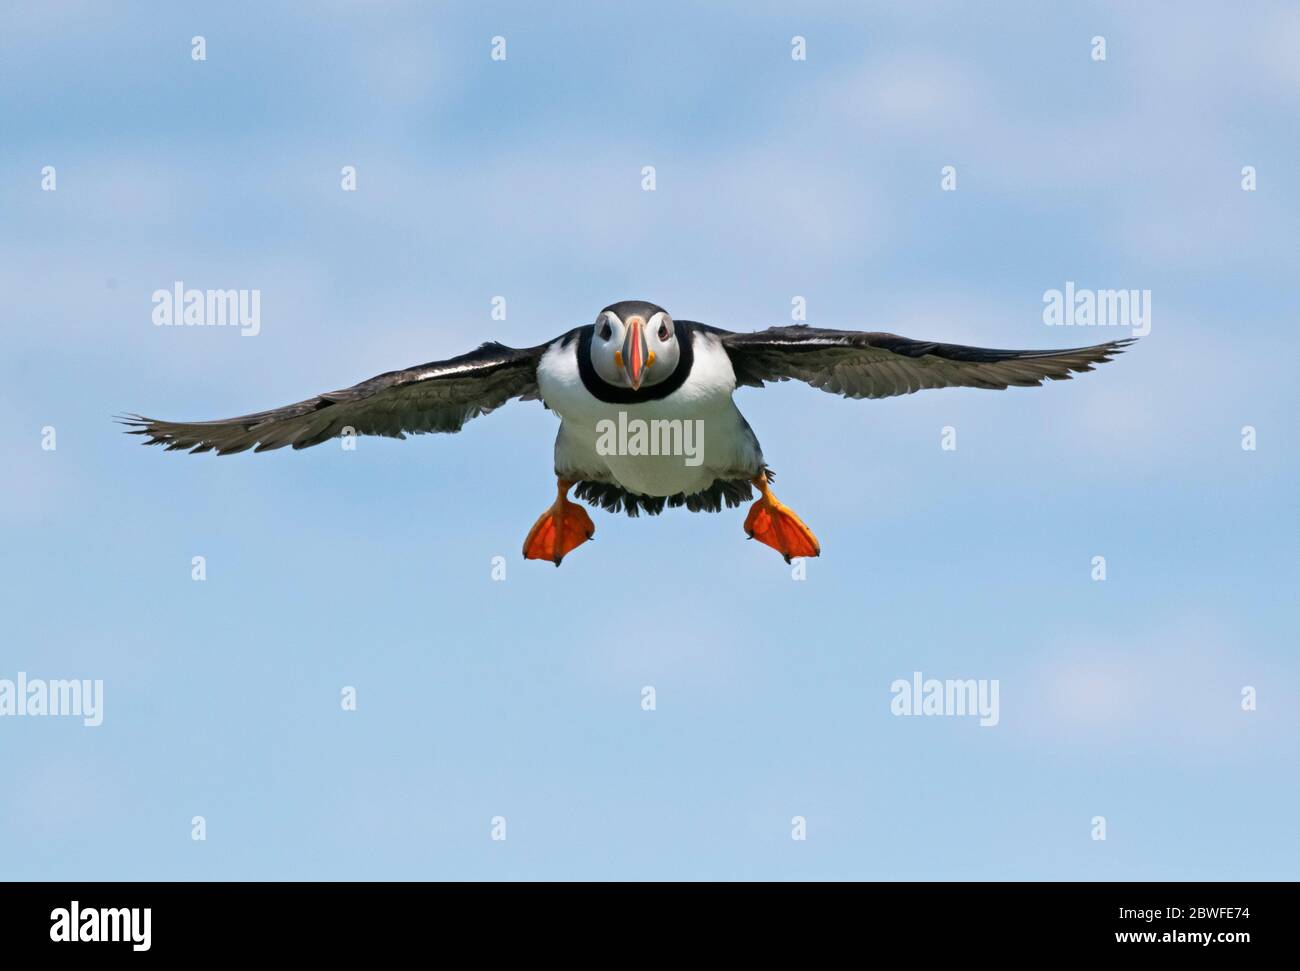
left=599, top=320, right=613, bottom=341
left=658, top=322, right=671, bottom=341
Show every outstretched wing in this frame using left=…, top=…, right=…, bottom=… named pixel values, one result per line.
left=121, top=340, right=547, bottom=454
left=716, top=325, right=1135, bottom=400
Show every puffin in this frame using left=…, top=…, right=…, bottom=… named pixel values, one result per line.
left=122, top=300, right=1134, bottom=565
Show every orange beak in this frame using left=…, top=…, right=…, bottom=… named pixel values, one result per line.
left=622, top=317, right=649, bottom=390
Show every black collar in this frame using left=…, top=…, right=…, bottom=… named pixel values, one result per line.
left=576, top=318, right=695, bottom=403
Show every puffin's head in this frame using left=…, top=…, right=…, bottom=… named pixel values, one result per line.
left=589, top=300, right=679, bottom=391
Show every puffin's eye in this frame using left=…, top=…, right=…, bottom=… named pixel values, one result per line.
left=599, top=319, right=613, bottom=341
left=657, top=321, right=671, bottom=341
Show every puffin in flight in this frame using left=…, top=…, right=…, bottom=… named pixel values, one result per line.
left=123, top=300, right=1134, bottom=565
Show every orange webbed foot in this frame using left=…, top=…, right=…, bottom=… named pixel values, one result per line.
left=744, top=473, right=820, bottom=564
left=523, top=480, right=596, bottom=566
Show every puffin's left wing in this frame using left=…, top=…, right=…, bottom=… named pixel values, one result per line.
left=717, top=325, right=1134, bottom=399
left=121, top=340, right=547, bottom=454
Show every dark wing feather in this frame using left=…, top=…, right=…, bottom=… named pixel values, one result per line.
left=120, top=340, right=547, bottom=454
left=716, top=325, right=1135, bottom=399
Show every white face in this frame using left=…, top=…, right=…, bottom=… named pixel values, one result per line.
left=589, top=308, right=680, bottom=390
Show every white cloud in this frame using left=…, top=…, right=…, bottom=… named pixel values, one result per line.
left=1019, top=614, right=1297, bottom=759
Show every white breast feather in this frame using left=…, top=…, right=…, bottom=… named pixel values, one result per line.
left=536, top=332, right=760, bottom=497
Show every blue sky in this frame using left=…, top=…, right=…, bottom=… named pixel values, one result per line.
left=1, top=1, right=1297, bottom=880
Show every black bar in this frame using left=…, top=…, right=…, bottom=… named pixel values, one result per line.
left=0, top=882, right=1280, bottom=956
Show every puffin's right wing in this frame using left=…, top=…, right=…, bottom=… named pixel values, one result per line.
left=121, top=340, right=548, bottom=454
left=716, top=325, right=1134, bottom=400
